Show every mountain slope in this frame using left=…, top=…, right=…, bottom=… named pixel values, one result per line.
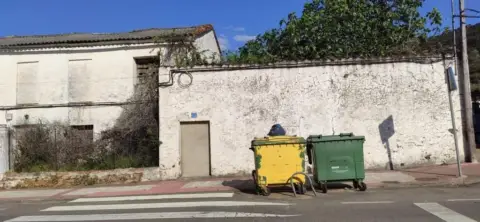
left=430, top=23, right=480, bottom=92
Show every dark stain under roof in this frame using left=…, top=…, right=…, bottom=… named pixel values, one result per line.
left=0, top=24, right=214, bottom=50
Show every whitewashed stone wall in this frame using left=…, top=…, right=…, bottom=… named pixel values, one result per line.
left=0, top=46, right=156, bottom=142
left=0, top=30, right=221, bottom=174
left=158, top=58, right=464, bottom=179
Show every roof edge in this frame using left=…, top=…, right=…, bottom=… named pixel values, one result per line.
left=163, top=55, right=451, bottom=71
left=0, top=24, right=214, bottom=50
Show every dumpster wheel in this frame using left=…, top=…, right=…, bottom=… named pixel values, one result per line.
left=353, top=180, right=367, bottom=191
left=319, top=182, right=327, bottom=193
left=252, top=170, right=271, bottom=196
left=260, top=186, right=271, bottom=196
left=289, top=172, right=317, bottom=197
left=294, top=183, right=307, bottom=195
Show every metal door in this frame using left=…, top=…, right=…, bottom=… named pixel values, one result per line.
left=180, top=122, right=210, bottom=177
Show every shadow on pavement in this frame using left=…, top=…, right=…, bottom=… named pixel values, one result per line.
left=222, top=179, right=256, bottom=194
left=222, top=179, right=356, bottom=196
left=324, top=182, right=354, bottom=190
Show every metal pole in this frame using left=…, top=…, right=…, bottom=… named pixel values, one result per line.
left=459, top=0, right=477, bottom=163
left=451, top=0, right=463, bottom=178
left=451, top=0, right=458, bottom=64
left=444, top=54, right=463, bottom=177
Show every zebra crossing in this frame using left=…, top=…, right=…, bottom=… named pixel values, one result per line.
left=5, top=192, right=299, bottom=221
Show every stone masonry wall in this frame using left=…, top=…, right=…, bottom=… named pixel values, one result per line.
left=0, top=167, right=159, bottom=189
left=158, top=58, right=464, bottom=179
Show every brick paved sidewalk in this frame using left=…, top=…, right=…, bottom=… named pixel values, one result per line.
left=1, top=163, right=479, bottom=201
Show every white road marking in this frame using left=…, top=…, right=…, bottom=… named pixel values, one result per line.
left=69, top=192, right=234, bottom=203
left=0, top=208, right=6, bottom=211
left=5, top=212, right=299, bottom=222
left=341, top=201, right=394, bottom=204
left=43, top=201, right=292, bottom=212
left=414, top=202, right=477, bottom=222
left=182, top=181, right=224, bottom=188
left=64, top=185, right=155, bottom=196
left=447, top=198, right=480, bottom=202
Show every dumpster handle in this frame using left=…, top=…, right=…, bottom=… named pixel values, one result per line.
left=289, top=172, right=317, bottom=197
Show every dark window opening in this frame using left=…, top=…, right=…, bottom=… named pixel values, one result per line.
left=69, top=125, right=94, bottom=142
left=135, top=57, right=159, bottom=84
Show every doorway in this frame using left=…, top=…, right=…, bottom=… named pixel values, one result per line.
left=180, top=121, right=211, bottom=177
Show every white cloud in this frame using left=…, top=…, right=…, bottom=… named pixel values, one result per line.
left=218, top=34, right=229, bottom=50
left=225, top=26, right=246, bottom=32
left=233, top=35, right=256, bottom=42
left=233, top=27, right=245, bottom=32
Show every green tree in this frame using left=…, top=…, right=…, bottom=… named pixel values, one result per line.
left=227, top=0, right=442, bottom=63
left=469, top=49, right=480, bottom=92
left=429, top=23, right=480, bottom=93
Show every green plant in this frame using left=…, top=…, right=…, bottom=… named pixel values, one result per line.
left=226, top=0, right=443, bottom=64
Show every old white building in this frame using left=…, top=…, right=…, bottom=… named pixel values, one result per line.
left=0, top=24, right=221, bottom=174
left=0, top=25, right=465, bottom=181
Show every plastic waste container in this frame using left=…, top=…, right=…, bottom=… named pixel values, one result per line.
left=250, top=136, right=306, bottom=196
left=307, top=133, right=366, bottom=193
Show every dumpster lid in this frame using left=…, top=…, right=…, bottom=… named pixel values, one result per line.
left=251, top=136, right=305, bottom=146
left=307, top=133, right=365, bottom=142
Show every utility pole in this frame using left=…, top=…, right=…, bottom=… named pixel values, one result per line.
left=458, top=0, right=477, bottom=163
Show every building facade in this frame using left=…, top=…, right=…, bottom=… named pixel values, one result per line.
left=0, top=25, right=221, bottom=174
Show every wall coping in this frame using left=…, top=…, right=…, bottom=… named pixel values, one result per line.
left=162, top=55, right=451, bottom=72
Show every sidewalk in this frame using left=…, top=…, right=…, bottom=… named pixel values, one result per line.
left=1, top=163, right=479, bottom=201
left=367, top=163, right=480, bottom=189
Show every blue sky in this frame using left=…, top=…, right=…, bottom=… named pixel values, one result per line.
left=1, top=0, right=479, bottom=51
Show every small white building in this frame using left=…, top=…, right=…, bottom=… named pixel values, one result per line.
left=0, top=24, right=221, bottom=174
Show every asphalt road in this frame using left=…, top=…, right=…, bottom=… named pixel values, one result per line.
left=1, top=184, right=480, bottom=221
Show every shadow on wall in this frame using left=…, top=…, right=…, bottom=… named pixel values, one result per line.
left=379, top=115, right=395, bottom=170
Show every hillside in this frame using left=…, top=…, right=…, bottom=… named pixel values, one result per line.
left=430, top=23, right=480, bottom=93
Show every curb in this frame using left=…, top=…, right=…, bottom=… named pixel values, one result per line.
left=1, top=177, right=479, bottom=201
left=367, top=176, right=480, bottom=190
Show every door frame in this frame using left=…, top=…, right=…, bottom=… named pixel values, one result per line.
left=179, top=121, right=212, bottom=177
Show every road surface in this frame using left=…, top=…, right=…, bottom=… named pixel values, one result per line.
left=1, top=184, right=480, bottom=221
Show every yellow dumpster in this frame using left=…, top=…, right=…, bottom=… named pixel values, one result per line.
left=250, top=136, right=306, bottom=196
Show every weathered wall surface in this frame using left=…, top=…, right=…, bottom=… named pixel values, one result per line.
left=158, top=59, right=463, bottom=179
left=0, top=125, right=8, bottom=174
left=0, top=33, right=219, bottom=174
left=0, top=45, right=161, bottom=133
left=0, top=167, right=160, bottom=189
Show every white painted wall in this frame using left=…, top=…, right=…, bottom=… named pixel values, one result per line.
left=158, top=60, right=464, bottom=179
left=0, top=46, right=151, bottom=133
left=0, top=31, right=220, bottom=173
left=194, top=31, right=221, bottom=60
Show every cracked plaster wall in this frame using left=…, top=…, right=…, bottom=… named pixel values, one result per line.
left=158, top=61, right=464, bottom=179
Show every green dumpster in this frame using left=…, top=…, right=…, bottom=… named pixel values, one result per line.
left=307, top=133, right=366, bottom=193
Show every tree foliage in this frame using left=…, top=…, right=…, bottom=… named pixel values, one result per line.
left=429, top=23, right=480, bottom=93
left=226, top=0, right=443, bottom=63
